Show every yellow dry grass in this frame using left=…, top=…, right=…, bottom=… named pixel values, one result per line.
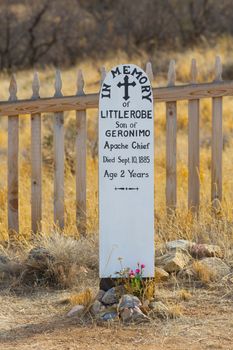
left=69, top=288, right=93, bottom=307
left=0, top=37, right=233, bottom=251
left=192, top=260, right=216, bottom=283
left=178, top=289, right=192, bottom=301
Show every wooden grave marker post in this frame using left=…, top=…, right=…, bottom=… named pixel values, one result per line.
left=99, top=64, right=154, bottom=278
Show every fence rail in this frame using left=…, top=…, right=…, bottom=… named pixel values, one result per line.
left=1, top=80, right=233, bottom=117
left=0, top=57, right=229, bottom=236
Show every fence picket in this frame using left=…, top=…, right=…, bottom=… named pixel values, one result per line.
left=188, top=59, right=200, bottom=213
left=146, top=62, right=154, bottom=83
left=54, top=70, right=64, bottom=228
left=100, top=66, right=107, bottom=86
left=31, top=72, right=42, bottom=232
left=76, top=69, right=87, bottom=235
left=8, top=75, right=19, bottom=235
left=212, top=57, right=223, bottom=209
left=166, top=60, right=177, bottom=214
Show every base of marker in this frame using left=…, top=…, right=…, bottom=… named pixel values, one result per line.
left=99, top=278, right=116, bottom=291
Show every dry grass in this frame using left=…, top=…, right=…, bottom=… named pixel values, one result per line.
left=0, top=36, right=233, bottom=257
left=167, top=303, right=184, bottom=319
left=192, top=260, right=216, bottom=283
left=178, top=289, right=192, bottom=301
left=31, top=232, right=98, bottom=270
left=69, top=288, right=93, bottom=307
left=0, top=232, right=98, bottom=290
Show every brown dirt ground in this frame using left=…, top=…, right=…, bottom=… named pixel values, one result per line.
left=0, top=284, right=233, bottom=350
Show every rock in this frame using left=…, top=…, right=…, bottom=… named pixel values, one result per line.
left=118, top=294, right=142, bottom=311
left=27, top=247, right=54, bottom=263
left=155, top=250, right=190, bottom=273
left=91, top=300, right=105, bottom=315
left=101, top=287, right=118, bottom=305
left=166, top=240, right=194, bottom=252
left=154, top=267, right=170, bottom=282
left=0, top=254, right=10, bottom=278
left=120, top=307, right=132, bottom=322
left=155, top=244, right=166, bottom=257
left=0, top=254, right=10, bottom=264
left=102, top=285, right=126, bottom=305
left=190, top=244, right=223, bottom=259
left=67, top=304, right=85, bottom=317
left=0, top=260, right=23, bottom=276
left=118, top=294, right=149, bottom=324
left=95, top=289, right=105, bottom=302
left=148, top=301, right=170, bottom=319
left=100, top=311, right=118, bottom=321
left=197, top=257, right=230, bottom=280
left=96, top=305, right=118, bottom=320
left=120, top=306, right=150, bottom=324
left=129, top=306, right=150, bottom=323
left=177, top=266, right=197, bottom=281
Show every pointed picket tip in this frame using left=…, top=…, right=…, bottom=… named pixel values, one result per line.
left=9, top=74, right=17, bottom=101
left=54, top=69, right=63, bottom=97
left=32, top=71, right=40, bottom=99
left=167, top=60, right=176, bottom=86
left=77, top=69, right=85, bottom=95
left=100, top=66, right=107, bottom=86
left=146, top=62, right=154, bottom=83
left=214, top=56, right=223, bottom=82
left=190, top=58, right=198, bottom=84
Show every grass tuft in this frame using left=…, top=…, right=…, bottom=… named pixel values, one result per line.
left=178, top=289, right=192, bottom=301
left=192, top=260, right=216, bottom=284
left=0, top=232, right=98, bottom=290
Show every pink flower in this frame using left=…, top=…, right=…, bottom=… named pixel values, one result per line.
left=135, top=268, right=140, bottom=274
left=129, top=270, right=135, bottom=276
left=141, top=264, right=145, bottom=269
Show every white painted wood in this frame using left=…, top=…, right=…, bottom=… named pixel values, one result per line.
left=31, top=72, right=42, bottom=232
left=54, top=70, right=64, bottom=228
left=8, top=75, right=19, bottom=234
left=76, top=69, right=87, bottom=235
left=99, top=64, right=154, bottom=278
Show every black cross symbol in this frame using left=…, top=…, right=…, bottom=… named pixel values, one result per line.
left=117, top=76, right=136, bottom=101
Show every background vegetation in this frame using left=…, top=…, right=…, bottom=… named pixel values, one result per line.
left=1, top=0, right=233, bottom=70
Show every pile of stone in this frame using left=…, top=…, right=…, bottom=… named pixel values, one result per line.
left=154, top=239, right=231, bottom=282
left=66, top=239, right=232, bottom=323
left=67, top=285, right=173, bottom=323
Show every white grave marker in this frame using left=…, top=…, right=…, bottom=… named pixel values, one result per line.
left=99, top=64, right=154, bottom=278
